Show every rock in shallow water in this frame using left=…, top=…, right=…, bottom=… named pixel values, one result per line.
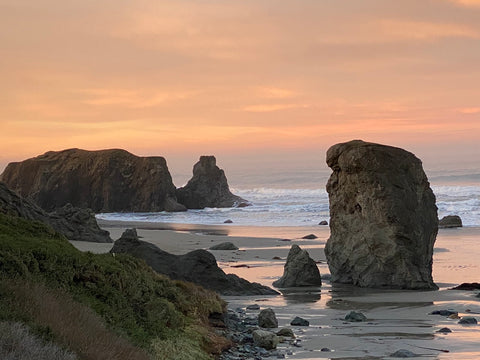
left=258, top=308, right=278, bottom=328
left=273, top=245, right=321, bottom=288
left=325, top=140, right=438, bottom=290
left=344, top=311, right=367, bottom=322
left=209, top=242, right=239, bottom=250
left=290, top=316, right=309, bottom=326
left=252, top=330, right=279, bottom=350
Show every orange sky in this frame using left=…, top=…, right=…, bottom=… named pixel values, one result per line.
left=1, top=0, right=479, bottom=178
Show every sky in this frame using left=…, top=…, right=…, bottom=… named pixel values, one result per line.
left=1, top=0, right=479, bottom=183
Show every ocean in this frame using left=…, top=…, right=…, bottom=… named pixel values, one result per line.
left=97, top=167, right=480, bottom=228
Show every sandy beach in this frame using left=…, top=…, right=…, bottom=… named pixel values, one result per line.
left=71, top=221, right=480, bottom=359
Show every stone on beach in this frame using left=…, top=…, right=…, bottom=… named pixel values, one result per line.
left=458, top=317, right=477, bottom=324
left=344, top=311, right=367, bottom=322
left=176, top=155, right=246, bottom=209
left=318, top=220, right=328, bottom=225
left=302, top=234, right=318, bottom=239
left=252, top=330, right=279, bottom=350
left=290, top=316, right=309, bottom=326
left=273, top=245, right=321, bottom=288
left=111, top=229, right=278, bottom=296
left=276, top=328, right=295, bottom=338
left=390, top=349, right=418, bottom=358
left=439, top=215, right=463, bottom=228
left=324, top=140, right=438, bottom=290
left=258, top=308, right=278, bottom=328
left=209, top=242, right=239, bottom=250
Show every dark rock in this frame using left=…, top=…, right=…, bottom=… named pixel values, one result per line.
left=437, top=327, right=452, bottom=333
left=224, top=219, right=233, bottom=224
left=258, top=308, right=278, bottom=328
left=390, top=349, right=418, bottom=358
left=302, top=234, right=318, bottom=239
left=318, top=221, right=328, bottom=225
left=276, top=328, right=295, bottom=338
left=272, top=245, right=321, bottom=288
left=324, top=140, right=438, bottom=290
left=450, top=283, right=480, bottom=291
left=209, top=242, right=239, bottom=250
left=439, top=215, right=463, bottom=228
left=252, top=330, right=279, bottom=350
left=111, top=230, right=278, bottom=296
left=176, top=156, right=246, bottom=209
left=458, top=317, right=478, bottom=324
left=321, top=348, right=331, bottom=352
left=0, top=148, right=185, bottom=212
left=345, top=311, right=367, bottom=322
left=290, top=316, right=309, bottom=326
left=246, top=304, right=260, bottom=310
left=0, top=182, right=112, bottom=243
left=430, top=309, right=458, bottom=317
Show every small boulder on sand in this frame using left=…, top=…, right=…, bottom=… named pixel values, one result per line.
left=273, top=245, right=321, bottom=288
left=209, top=242, right=238, bottom=250
left=439, top=215, right=463, bottom=228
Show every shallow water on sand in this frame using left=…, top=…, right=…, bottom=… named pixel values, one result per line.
left=218, top=227, right=480, bottom=359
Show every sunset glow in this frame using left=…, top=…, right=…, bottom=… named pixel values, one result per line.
left=1, top=0, right=479, bottom=174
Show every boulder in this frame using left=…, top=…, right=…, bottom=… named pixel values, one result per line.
left=458, top=317, right=477, bottom=325
left=324, top=140, right=438, bottom=290
left=176, top=156, right=246, bottom=209
left=209, top=242, right=239, bottom=250
left=252, top=330, right=279, bottom=350
left=0, top=182, right=112, bottom=243
left=0, top=148, right=185, bottom=213
left=272, top=245, right=321, bottom=288
left=276, top=328, right=295, bottom=338
left=302, top=234, right=318, bottom=239
left=110, top=229, right=278, bottom=296
left=258, top=308, right=278, bottom=328
left=318, top=220, right=328, bottom=225
left=345, top=311, right=367, bottom=322
left=290, top=316, right=309, bottom=326
left=439, top=215, right=463, bottom=228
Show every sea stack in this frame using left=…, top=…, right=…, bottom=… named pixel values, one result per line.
left=324, top=140, right=438, bottom=290
left=0, top=148, right=186, bottom=213
left=176, top=155, right=247, bottom=209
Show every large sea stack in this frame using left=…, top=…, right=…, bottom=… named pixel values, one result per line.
left=176, top=156, right=246, bottom=209
left=324, top=140, right=438, bottom=290
left=0, top=148, right=186, bottom=213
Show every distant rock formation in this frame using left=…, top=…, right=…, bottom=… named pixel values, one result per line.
left=111, top=229, right=278, bottom=296
left=0, top=148, right=186, bottom=213
left=0, top=182, right=112, bottom=243
left=273, top=245, right=321, bottom=288
left=324, top=140, right=438, bottom=290
left=439, top=215, right=463, bottom=228
left=176, top=156, right=247, bottom=209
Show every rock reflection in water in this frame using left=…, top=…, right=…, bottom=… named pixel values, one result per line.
left=281, top=288, right=321, bottom=304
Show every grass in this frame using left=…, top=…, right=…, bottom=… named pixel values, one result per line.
left=0, top=213, right=227, bottom=359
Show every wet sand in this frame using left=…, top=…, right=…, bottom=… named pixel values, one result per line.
left=71, top=222, right=480, bottom=359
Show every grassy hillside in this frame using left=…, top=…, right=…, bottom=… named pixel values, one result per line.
left=0, top=213, right=228, bottom=359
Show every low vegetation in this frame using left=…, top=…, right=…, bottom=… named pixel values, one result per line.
left=0, top=213, right=227, bottom=359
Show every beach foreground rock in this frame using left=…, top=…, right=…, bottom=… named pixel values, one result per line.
left=439, top=215, right=463, bottom=228
left=111, top=229, right=278, bottom=296
left=1, top=148, right=185, bottom=213
left=0, top=182, right=112, bottom=242
left=273, top=245, right=321, bottom=288
left=176, top=155, right=247, bottom=209
left=324, top=140, right=438, bottom=289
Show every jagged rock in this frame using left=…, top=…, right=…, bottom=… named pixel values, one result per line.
left=0, top=182, right=112, bottom=243
left=252, top=330, right=279, bottom=350
left=439, top=215, right=463, bottom=228
left=0, top=148, right=185, bottom=212
left=290, top=316, right=309, bottom=326
left=272, top=245, right=321, bottom=288
left=258, top=308, right=278, bottom=328
left=209, top=242, right=239, bottom=250
left=344, top=311, right=367, bottom=322
left=111, top=229, right=278, bottom=296
left=176, top=156, right=246, bottom=209
left=325, top=140, right=438, bottom=290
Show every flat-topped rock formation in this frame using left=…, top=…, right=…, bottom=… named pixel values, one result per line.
left=111, top=229, right=278, bottom=296
left=1, top=148, right=185, bottom=213
left=324, top=140, right=438, bottom=290
left=0, top=182, right=112, bottom=242
left=176, top=156, right=247, bottom=209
